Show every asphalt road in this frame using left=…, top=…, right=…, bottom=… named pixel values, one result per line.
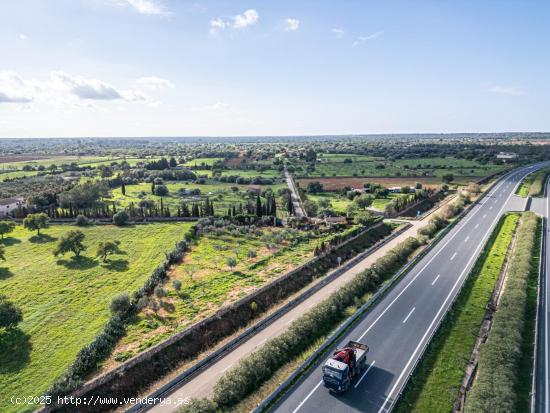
left=271, top=163, right=549, bottom=413
left=534, top=177, right=550, bottom=413
left=284, top=167, right=306, bottom=217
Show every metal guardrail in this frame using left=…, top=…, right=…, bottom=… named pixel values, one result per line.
left=126, top=223, right=411, bottom=413
left=253, top=166, right=517, bottom=413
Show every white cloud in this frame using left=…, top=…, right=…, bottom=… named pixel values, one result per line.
left=487, top=85, right=526, bottom=96
left=136, top=76, right=174, bottom=90
left=331, top=28, right=345, bottom=38
left=119, top=0, right=170, bottom=16
left=233, top=9, right=259, bottom=29
left=210, top=9, right=259, bottom=33
left=19, top=34, right=27, bottom=41
left=284, top=18, right=300, bottom=32
left=204, top=101, right=231, bottom=111
left=52, top=71, right=123, bottom=100
left=353, top=30, right=384, bottom=47
left=0, top=72, right=34, bottom=103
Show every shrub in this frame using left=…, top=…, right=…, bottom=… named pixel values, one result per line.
left=0, top=294, right=23, bottom=329
left=247, top=249, right=257, bottom=259
left=74, top=214, right=90, bottom=226
left=110, top=293, right=131, bottom=315
left=172, top=279, right=182, bottom=291
left=113, top=211, right=130, bottom=226
left=177, top=398, right=217, bottom=413
left=154, top=286, right=166, bottom=298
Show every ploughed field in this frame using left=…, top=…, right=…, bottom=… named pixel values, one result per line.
left=0, top=222, right=192, bottom=413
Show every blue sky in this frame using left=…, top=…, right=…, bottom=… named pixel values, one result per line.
left=0, top=0, right=549, bottom=137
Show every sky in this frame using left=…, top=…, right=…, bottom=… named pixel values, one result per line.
left=0, top=0, right=549, bottom=138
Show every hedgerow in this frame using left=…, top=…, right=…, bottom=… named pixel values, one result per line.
left=209, top=236, right=421, bottom=408
left=465, top=212, right=539, bottom=412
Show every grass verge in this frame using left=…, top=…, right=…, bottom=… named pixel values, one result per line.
left=396, top=213, right=519, bottom=413
left=465, top=212, right=540, bottom=412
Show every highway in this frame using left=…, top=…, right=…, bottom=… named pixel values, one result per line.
left=270, top=163, right=548, bottom=413
left=534, top=176, right=550, bottom=413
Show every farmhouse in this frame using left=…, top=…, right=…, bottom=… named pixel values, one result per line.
left=0, top=196, right=25, bottom=217
left=496, top=151, right=518, bottom=160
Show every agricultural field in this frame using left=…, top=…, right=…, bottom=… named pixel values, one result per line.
left=306, top=192, right=409, bottom=213
left=0, top=222, right=192, bottom=413
left=293, top=155, right=506, bottom=180
left=108, top=181, right=289, bottom=217
left=107, top=224, right=340, bottom=364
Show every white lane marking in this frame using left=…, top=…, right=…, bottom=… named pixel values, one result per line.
left=376, top=167, right=534, bottom=413
left=450, top=252, right=457, bottom=261
left=254, top=338, right=267, bottom=349
left=489, top=206, right=493, bottom=210
left=286, top=318, right=295, bottom=325
left=403, top=307, right=415, bottom=324
left=474, top=224, right=479, bottom=229
left=354, top=360, right=376, bottom=389
left=356, top=174, right=512, bottom=343
left=464, top=236, right=470, bottom=243
left=483, top=214, right=487, bottom=219
left=292, top=380, right=323, bottom=413
left=431, top=274, right=441, bottom=286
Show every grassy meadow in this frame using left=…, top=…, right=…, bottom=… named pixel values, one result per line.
left=0, top=222, right=192, bottom=413
left=107, top=226, right=338, bottom=364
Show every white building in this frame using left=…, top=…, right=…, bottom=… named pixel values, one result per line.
left=0, top=196, right=25, bottom=217
left=496, top=152, right=518, bottom=160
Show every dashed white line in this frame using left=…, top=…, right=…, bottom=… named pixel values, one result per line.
left=292, top=380, right=323, bottom=413
left=286, top=318, right=295, bottom=326
left=483, top=214, right=487, bottom=219
left=403, top=307, right=415, bottom=324
left=221, top=363, right=234, bottom=373
left=474, top=224, right=479, bottom=229
left=489, top=206, right=493, bottom=210
left=354, top=360, right=376, bottom=389
left=464, top=236, right=470, bottom=242
left=431, top=274, right=441, bottom=286
left=450, top=252, right=457, bottom=261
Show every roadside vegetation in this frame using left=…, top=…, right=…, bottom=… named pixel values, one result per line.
left=465, top=212, right=540, bottom=412
left=0, top=222, right=192, bottom=413
left=397, top=213, right=519, bottom=413
left=516, top=167, right=550, bottom=197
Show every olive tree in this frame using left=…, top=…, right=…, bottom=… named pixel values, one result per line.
left=54, top=230, right=87, bottom=258
left=0, top=294, right=23, bottom=329
left=0, top=220, right=15, bottom=239
left=23, top=213, right=50, bottom=235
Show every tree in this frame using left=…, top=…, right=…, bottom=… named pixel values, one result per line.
left=54, top=230, right=86, bottom=257
left=113, top=211, right=130, bottom=226
left=466, top=182, right=481, bottom=194
left=354, top=194, right=374, bottom=209
left=442, top=173, right=454, bottom=184
left=256, top=195, right=263, bottom=217
left=303, top=200, right=319, bottom=217
left=154, top=185, right=169, bottom=197
left=0, top=220, right=15, bottom=239
left=121, top=181, right=126, bottom=196
left=23, top=213, right=50, bottom=235
left=0, top=295, right=22, bottom=329
left=110, top=293, right=131, bottom=314
left=169, top=157, right=177, bottom=167
left=0, top=245, right=5, bottom=261
left=227, top=256, right=237, bottom=269
left=353, top=211, right=375, bottom=226
left=306, top=181, right=324, bottom=194
left=151, top=181, right=156, bottom=195
left=96, top=240, right=123, bottom=262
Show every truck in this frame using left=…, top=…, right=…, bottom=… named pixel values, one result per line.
left=322, top=340, right=369, bottom=393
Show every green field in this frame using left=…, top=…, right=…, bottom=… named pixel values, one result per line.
left=397, top=213, right=518, bottom=413
left=294, top=155, right=506, bottom=179
left=108, top=226, right=337, bottom=363
left=182, top=157, right=224, bottom=167
left=0, top=222, right=192, bottom=413
left=108, top=181, right=289, bottom=217
left=307, top=192, right=409, bottom=213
